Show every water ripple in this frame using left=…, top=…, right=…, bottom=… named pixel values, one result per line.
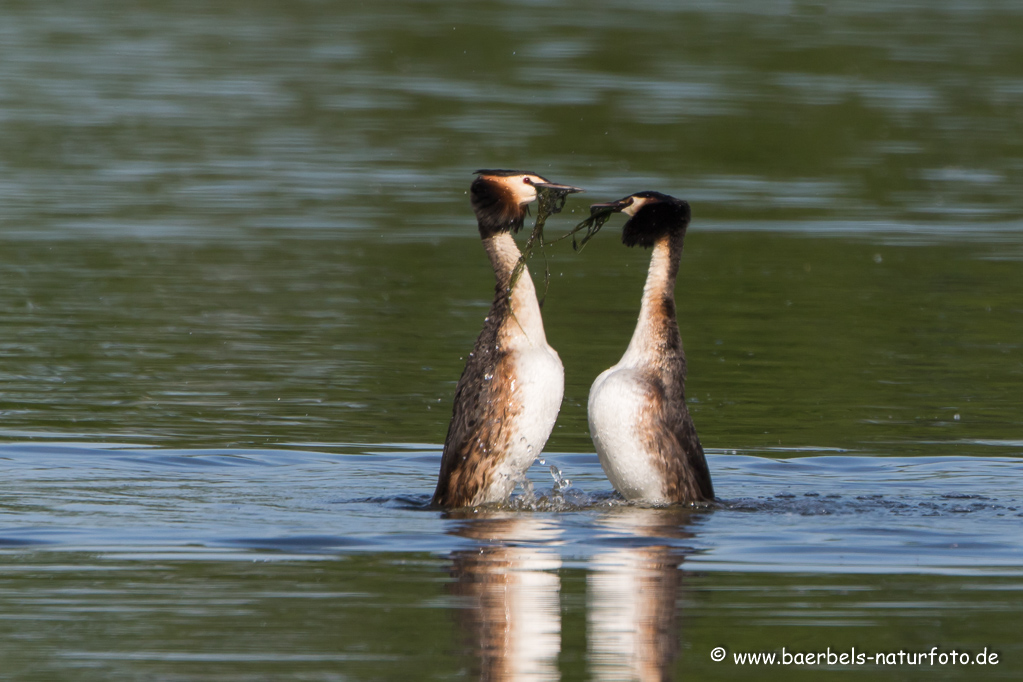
left=2, top=442, right=1021, bottom=575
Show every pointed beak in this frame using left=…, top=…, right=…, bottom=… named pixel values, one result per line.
left=534, top=181, right=584, bottom=195
left=588, top=197, right=632, bottom=214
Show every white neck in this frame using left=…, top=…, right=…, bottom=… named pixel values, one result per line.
left=621, top=236, right=679, bottom=365
left=483, top=231, right=548, bottom=347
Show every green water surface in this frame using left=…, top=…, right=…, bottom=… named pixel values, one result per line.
left=1, top=1, right=1022, bottom=679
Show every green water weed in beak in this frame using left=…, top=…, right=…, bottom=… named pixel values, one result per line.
left=508, top=183, right=580, bottom=305
left=556, top=202, right=622, bottom=252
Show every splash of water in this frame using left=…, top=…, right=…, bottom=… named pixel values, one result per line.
left=516, top=474, right=537, bottom=507
left=549, top=463, right=571, bottom=493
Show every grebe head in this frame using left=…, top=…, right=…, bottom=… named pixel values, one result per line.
left=590, top=191, right=691, bottom=248
left=471, top=169, right=583, bottom=238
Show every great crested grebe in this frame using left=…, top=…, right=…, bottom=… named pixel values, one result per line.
left=587, top=192, right=714, bottom=505
left=432, top=170, right=582, bottom=508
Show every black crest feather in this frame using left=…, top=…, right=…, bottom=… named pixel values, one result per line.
left=622, top=193, right=691, bottom=248
left=470, top=173, right=531, bottom=238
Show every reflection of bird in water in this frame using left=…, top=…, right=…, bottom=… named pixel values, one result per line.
left=588, top=507, right=694, bottom=682
left=445, top=509, right=696, bottom=681
left=433, top=170, right=582, bottom=509
left=587, top=192, right=715, bottom=505
left=448, top=514, right=563, bottom=681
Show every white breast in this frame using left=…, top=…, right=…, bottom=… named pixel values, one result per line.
left=588, top=365, right=669, bottom=503
left=483, top=343, right=564, bottom=504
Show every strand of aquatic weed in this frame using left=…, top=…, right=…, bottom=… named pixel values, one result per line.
left=551, top=202, right=621, bottom=252
left=507, top=185, right=574, bottom=304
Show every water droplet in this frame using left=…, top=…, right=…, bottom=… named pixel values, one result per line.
left=548, top=464, right=570, bottom=492
left=483, top=373, right=493, bottom=381
left=954, top=413, right=961, bottom=421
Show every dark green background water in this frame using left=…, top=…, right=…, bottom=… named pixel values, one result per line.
left=2, top=1, right=1022, bottom=679
left=5, top=234, right=1022, bottom=455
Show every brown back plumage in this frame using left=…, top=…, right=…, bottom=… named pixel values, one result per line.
left=432, top=292, right=521, bottom=507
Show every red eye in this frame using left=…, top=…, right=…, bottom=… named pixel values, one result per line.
left=523, top=177, right=533, bottom=185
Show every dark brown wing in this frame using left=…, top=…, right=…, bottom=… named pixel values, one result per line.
left=642, top=365, right=715, bottom=504
left=432, top=295, right=519, bottom=508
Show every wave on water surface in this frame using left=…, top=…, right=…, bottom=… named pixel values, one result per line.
left=1, top=442, right=1021, bottom=574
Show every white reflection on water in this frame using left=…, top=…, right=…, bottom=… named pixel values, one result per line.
left=449, top=516, right=562, bottom=681
left=587, top=509, right=690, bottom=682
left=443, top=508, right=699, bottom=681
